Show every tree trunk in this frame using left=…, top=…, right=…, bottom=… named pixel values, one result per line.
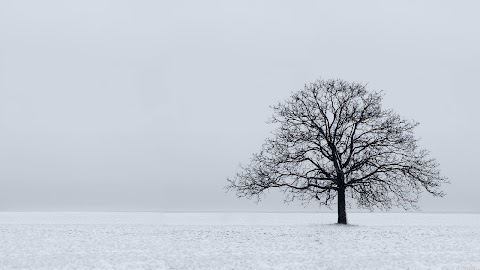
left=337, top=187, right=347, bottom=224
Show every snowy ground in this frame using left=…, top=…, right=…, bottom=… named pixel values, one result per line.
left=1, top=212, right=479, bottom=270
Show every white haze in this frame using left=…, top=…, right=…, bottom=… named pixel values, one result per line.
left=0, top=0, right=479, bottom=212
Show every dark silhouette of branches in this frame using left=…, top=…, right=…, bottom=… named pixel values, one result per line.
left=227, top=78, right=448, bottom=224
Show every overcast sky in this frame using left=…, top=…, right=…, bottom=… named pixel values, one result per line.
left=0, top=0, right=479, bottom=212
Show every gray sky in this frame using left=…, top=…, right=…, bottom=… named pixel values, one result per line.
left=0, top=0, right=479, bottom=212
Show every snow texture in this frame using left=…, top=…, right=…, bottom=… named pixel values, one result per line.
left=1, top=212, right=479, bottom=269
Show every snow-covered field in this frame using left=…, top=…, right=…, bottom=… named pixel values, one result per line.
left=1, top=212, right=479, bottom=270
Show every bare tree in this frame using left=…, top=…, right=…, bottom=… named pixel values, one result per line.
left=227, top=78, right=448, bottom=224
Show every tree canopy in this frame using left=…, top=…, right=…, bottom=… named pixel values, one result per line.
left=227, top=78, right=448, bottom=224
